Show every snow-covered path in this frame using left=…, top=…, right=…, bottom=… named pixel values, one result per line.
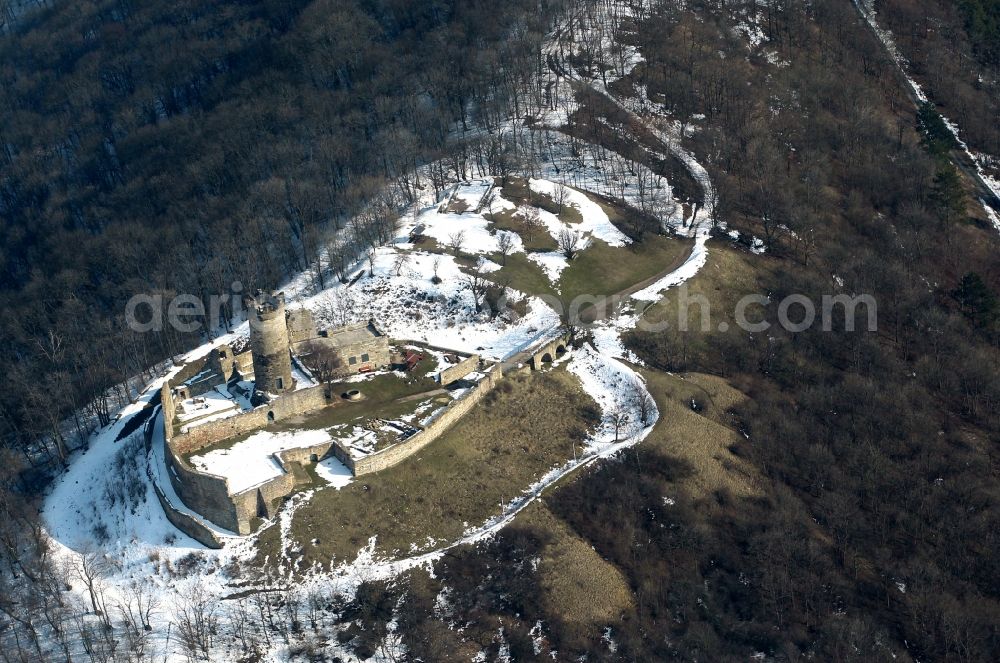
left=851, top=0, right=1000, bottom=232
left=306, top=3, right=726, bottom=587
left=37, top=5, right=726, bottom=660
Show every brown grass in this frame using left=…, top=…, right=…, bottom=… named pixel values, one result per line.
left=638, top=368, right=760, bottom=499
left=254, top=368, right=599, bottom=569
left=517, top=500, right=633, bottom=625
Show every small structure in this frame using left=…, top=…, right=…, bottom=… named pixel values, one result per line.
left=319, top=321, right=391, bottom=374
left=403, top=349, right=424, bottom=372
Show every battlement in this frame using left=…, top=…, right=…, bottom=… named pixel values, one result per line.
left=249, top=291, right=286, bottom=321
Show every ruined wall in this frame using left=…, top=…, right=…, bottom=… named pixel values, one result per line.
left=287, top=308, right=317, bottom=346
left=151, top=482, right=224, bottom=548
left=353, top=365, right=502, bottom=475
left=164, top=443, right=241, bottom=532
left=144, top=414, right=224, bottom=548
left=439, top=354, right=481, bottom=385
left=161, top=380, right=338, bottom=534
left=230, top=472, right=297, bottom=531
left=160, top=382, right=176, bottom=432
left=170, top=384, right=335, bottom=455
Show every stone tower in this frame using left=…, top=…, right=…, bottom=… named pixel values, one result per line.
left=248, top=291, right=293, bottom=395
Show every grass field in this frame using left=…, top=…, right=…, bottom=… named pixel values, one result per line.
left=637, top=243, right=761, bottom=332
left=516, top=500, right=633, bottom=626
left=493, top=232, right=691, bottom=303
left=255, top=368, right=600, bottom=568
left=637, top=368, right=760, bottom=499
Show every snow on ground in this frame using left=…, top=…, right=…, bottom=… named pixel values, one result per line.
left=313, top=456, right=354, bottom=488
left=527, top=250, right=570, bottom=283
left=529, top=177, right=631, bottom=246
left=631, top=232, right=709, bottom=301
left=189, top=428, right=349, bottom=493
left=175, top=386, right=241, bottom=424
left=303, top=247, right=561, bottom=361
left=983, top=200, right=1000, bottom=234
left=447, top=179, right=493, bottom=211
left=400, top=182, right=518, bottom=256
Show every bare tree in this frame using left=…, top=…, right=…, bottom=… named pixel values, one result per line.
left=431, top=256, right=443, bottom=283
left=608, top=403, right=631, bottom=442
left=447, top=230, right=466, bottom=256
left=302, top=340, right=344, bottom=385
left=327, top=237, right=352, bottom=283
left=314, top=291, right=358, bottom=328
left=518, top=205, right=544, bottom=243
left=495, top=231, right=516, bottom=265
left=74, top=549, right=113, bottom=627
left=557, top=228, right=583, bottom=259
left=465, top=259, right=492, bottom=313
left=392, top=252, right=411, bottom=276
left=553, top=181, right=569, bottom=215
left=628, top=378, right=656, bottom=426
left=176, top=585, right=219, bottom=660
left=116, top=580, right=159, bottom=661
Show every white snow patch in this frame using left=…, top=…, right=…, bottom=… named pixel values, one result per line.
left=190, top=428, right=337, bottom=494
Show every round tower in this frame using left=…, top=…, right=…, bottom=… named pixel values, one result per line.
left=248, top=291, right=293, bottom=395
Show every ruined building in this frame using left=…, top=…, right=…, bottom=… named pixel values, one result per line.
left=247, top=292, right=294, bottom=394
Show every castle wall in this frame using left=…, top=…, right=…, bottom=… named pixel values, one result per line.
left=161, top=381, right=338, bottom=534
left=156, top=331, right=503, bottom=537
left=353, top=365, right=502, bottom=475
left=439, top=354, right=481, bottom=386
left=161, top=382, right=176, bottom=432
left=151, top=481, right=225, bottom=548
left=287, top=308, right=317, bottom=346
left=144, top=414, right=224, bottom=548
left=170, top=384, right=336, bottom=455
left=164, top=441, right=241, bottom=532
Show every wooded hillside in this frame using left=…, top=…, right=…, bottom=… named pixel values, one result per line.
left=0, top=0, right=562, bottom=480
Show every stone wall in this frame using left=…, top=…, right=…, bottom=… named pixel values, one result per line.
left=160, top=380, right=339, bottom=534
left=164, top=442, right=241, bottom=532
left=287, top=308, right=317, bottom=346
left=156, top=345, right=502, bottom=536
left=161, top=382, right=176, bottom=432
left=530, top=336, right=570, bottom=370
left=144, top=414, right=224, bottom=548
left=439, top=354, right=481, bottom=386
left=170, top=384, right=335, bottom=455
left=353, top=365, right=502, bottom=475
left=151, top=481, right=224, bottom=548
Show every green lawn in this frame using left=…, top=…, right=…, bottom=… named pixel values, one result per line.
left=492, top=232, right=692, bottom=305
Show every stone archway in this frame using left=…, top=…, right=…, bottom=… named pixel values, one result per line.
left=555, top=344, right=567, bottom=357
left=541, top=352, right=553, bottom=364
left=267, top=410, right=275, bottom=422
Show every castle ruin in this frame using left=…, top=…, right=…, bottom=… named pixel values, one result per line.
left=149, top=290, right=502, bottom=546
